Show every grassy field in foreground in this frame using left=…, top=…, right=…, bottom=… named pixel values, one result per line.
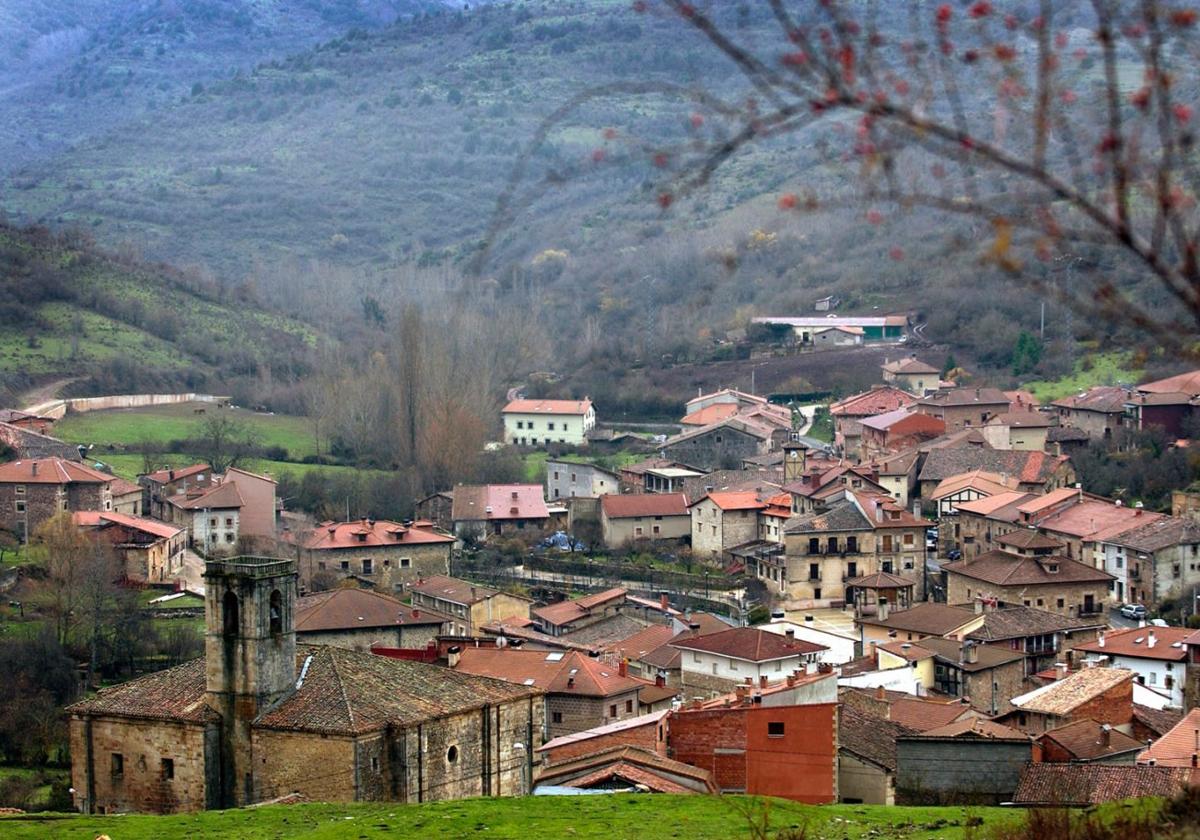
left=1024, top=351, right=1144, bottom=403
left=54, top=403, right=318, bottom=461
left=0, top=795, right=1035, bottom=840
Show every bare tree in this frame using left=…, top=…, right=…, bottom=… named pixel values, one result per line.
left=484, top=1, right=1200, bottom=350
left=195, top=413, right=260, bottom=473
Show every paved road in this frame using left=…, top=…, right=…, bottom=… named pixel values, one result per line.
left=177, top=549, right=207, bottom=596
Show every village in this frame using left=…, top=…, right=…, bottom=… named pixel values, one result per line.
left=4, top=328, right=1200, bottom=816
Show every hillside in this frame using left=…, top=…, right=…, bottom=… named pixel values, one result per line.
left=0, top=794, right=1027, bottom=839
left=0, top=221, right=320, bottom=406
left=0, top=0, right=450, bottom=170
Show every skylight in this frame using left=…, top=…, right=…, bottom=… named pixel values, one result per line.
left=545, top=652, right=565, bottom=661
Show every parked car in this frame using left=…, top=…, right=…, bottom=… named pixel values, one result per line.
left=946, top=549, right=962, bottom=561
left=1120, top=603, right=1148, bottom=620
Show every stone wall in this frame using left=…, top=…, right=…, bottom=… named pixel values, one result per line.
left=963, top=659, right=1027, bottom=716
left=297, top=623, right=441, bottom=653
left=0, top=422, right=79, bottom=460
left=298, top=543, right=451, bottom=593
left=539, top=717, right=664, bottom=766
left=546, top=688, right=641, bottom=739
left=947, top=573, right=1108, bottom=619
left=662, top=426, right=767, bottom=473
left=253, top=729, right=360, bottom=803
left=896, top=737, right=1031, bottom=805
left=70, top=715, right=213, bottom=814
left=0, top=480, right=109, bottom=542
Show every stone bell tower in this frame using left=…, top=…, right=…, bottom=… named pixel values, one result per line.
left=782, top=438, right=808, bottom=484
left=203, top=556, right=297, bottom=808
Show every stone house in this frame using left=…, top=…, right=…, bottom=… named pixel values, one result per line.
left=0, top=419, right=79, bottom=460
left=680, top=389, right=791, bottom=428
left=915, top=387, right=1012, bottom=431
left=941, top=531, right=1114, bottom=618
left=598, top=493, right=689, bottom=548
left=1038, top=719, right=1143, bottom=763
left=294, top=588, right=450, bottom=651
left=858, top=410, right=945, bottom=462
left=0, top=409, right=55, bottom=435
left=659, top=417, right=783, bottom=473
left=981, top=412, right=1052, bottom=451
left=916, top=448, right=1075, bottom=501
left=532, top=588, right=627, bottom=637
left=780, top=490, right=930, bottom=603
left=1074, top=627, right=1191, bottom=708
left=915, top=637, right=1028, bottom=715
left=929, top=469, right=1020, bottom=518
left=963, top=605, right=1105, bottom=678
left=689, top=491, right=766, bottom=560
left=784, top=464, right=890, bottom=517
left=998, top=666, right=1135, bottom=735
left=870, top=450, right=921, bottom=508
left=164, top=481, right=243, bottom=556
left=881, top=357, right=940, bottom=395
left=413, top=491, right=455, bottom=532
left=453, top=647, right=670, bottom=739
left=140, top=464, right=214, bottom=521
left=221, top=467, right=277, bottom=539
left=856, top=602, right=983, bottom=647
left=545, top=460, right=620, bottom=501
left=72, top=511, right=187, bottom=584
left=407, top=575, right=533, bottom=637
left=110, top=478, right=145, bottom=517
left=669, top=627, right=825, bottom=696
left=66, top=556, right=542, bottom=814
left=1049, top=388, right=1134, bottom=440
left=292, top=518, right=454, bottom=593
left=536, top=709, right=669, bottom=767
left=1097, top=516, right=1200, bottom=607
left=451, top=484, right=550, bottom=540
left=838, top=704, right=910, bottom=805
left=0, top=457, right=115, bottom=542
left=502, top=398, right=595, bottom=447
left=829, top=387, right=917, bottom=461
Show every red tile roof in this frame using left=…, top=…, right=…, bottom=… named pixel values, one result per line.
left=451, top=484, right=549, bottom=522
left=601, top=493, right=688, bottom=519
left=1075, top=626, right=1191, bottom=662
left=1040, top=718, right=1143, bottom=760
left=142, top=463, right=211, bottom=484
left=1136, top=708, right=1200, bottom=766
left=829, top=387, right=916, bottom=418
left=942, top=550, right=1114, bottom=587
left=533, top=588, right=627, bottom=628
left=606, top=624, right=676, bottom=659
left=1052, top=386, right=1132, bottom=413
left=917, top=717, right=1030, bottom=740
left=302, top=519, right=453, bottom=550
left=168, top=480, right=244, bottom=510
left=0, top=458, right=112, bottom=485
left=1138, top=369, right=1200, bottom=396
left=64, top=658, right=218, bottom=724
left=454, top=648, right=649, bottom=697
left=885, top=696, right=971, bottom=732
left=669, top=627, right=825, bottom=662
left=883, top=357, right=939, bottom=375
left=72, top=510, right=183, bottom=540
left=857, top=602, right=978, bottom=635
left=294, top=588, right=447, bottom=633
left=692, top=491, right=766, bottom=511
left=409, top=575, right=503, bottom=606
left=1013, top=763, right=1193, bottom=806
left=503, top=399, right=593, bottom=415
left=680, top=403, right=741, bottom=426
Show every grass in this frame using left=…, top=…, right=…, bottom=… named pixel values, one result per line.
left=523, top=450, right=647, bottom=483
left=1024, top=351, right=1144, bottom=403
left=55, top=403, right=318, bottom=460
left=0, top=794, right=1028, bottom=840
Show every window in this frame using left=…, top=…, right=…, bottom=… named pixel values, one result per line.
left=1036, top=599, right=1044, bottom=607
left=609, top=704, right=618, bottom=717
left=14, top=485, right=23, bottom=495
left=903, top=533, right=914, bottom=546
left=340, top=560, right=350, bottom=571
left=161, top=758, right=174, bottom=781
left=383, top=559, right=391, bottom=568
left=767, top=721, right=786, bottom=737
left=625, top=700, right=633, bottom=713
left=225, top=533, right=235, bottom=543
left=362, top=558, right=374, bottom=575
left=730, top=659, right=738, bottom=671
left=210, top=518, right=218, bottom=527
left=652, top=526, right=660, bottom=535
left=14, top=501, right=24, bottom=513
left=371, top=756, right=380, bottom=773
left=111, top=753, right=124, bottom=778
left=693, top=652, right=701, bottom=663
left=1057, top=598, right=1065, bottom=609
left=516, top=421, right=524, bottom=429
left=552, top=711, right=563, bottom=724
left=635, top=527, right=643, bottom=537
left=269, top=590, right=283, bottom=635
left=548, top=422, right=556, bottom=431
left=446, top=745, right=459, bottom=763
left=711, top=662, right=718, bottom=675
left=847, top=536, right=858, bottom=553
left=225, top=517, right=233, bottom=527
left=400, top=557, right=411, bottom=568
left=809, top=537, right=820, bottom=554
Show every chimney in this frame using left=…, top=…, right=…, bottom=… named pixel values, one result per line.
left=963, top=641, right=979, bottom=664
left=412, top=608, right=420, bottom=619
left=618, top=659, right=628, bottom=677
left=735, top=685, right=748, bottom=700
left=975, top=599, right=984, bottom=615
left=1100, top=724, right=1111, bottom=747
left=759, top=675, right=768, bottom=688
left=877, top=601, right=889, bottom=621
left=1054, top=662, right=1067, bottom=680
left=1148, top=630, right=1156, bottom=649
left=1194, top=729, right=1200, bottom=752
left=660, top=592, right=670, bottom=611
left=785, top=629, right=796, bottom=639
left=30, top=462, right=37, bottom=477
left=168, top=468, right=174, bottom=481
left=1098, top=632, right=1105, bottom=648
left=786, top=674, right=797, bottom=686
left=875, top=685, right=886, bottom=701
left=655, top=672, right=665, bottom=688
left=447, top=645, right=462, bottom=668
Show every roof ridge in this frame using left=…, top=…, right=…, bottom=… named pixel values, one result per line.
left=327, top=648, right=355, bottom=730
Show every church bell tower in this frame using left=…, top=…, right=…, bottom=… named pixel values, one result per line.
left=782, top=438, right=808, bottom=484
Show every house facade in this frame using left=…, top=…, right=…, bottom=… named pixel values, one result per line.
left=670, top=627, right=825, bottom=695
left=73, top=511, right=187, bottom=583
left=689, top=492, right=765, bottom=559
left=0, top=458, right=115, bottom=542
left=881, top=357, right=941, bottom=395
left=407, top=575, right=533, bottom=637
left=599, top=493, right=690, bottom=548
left=451, top=484, right=550, bottom=539
left=294, top=519, right=454, bottom=592
left=502, top=398, right=595, bottom=447
left=915, top=388, right=1012, bottom=431
left=545, top=460, right=620, bottom=501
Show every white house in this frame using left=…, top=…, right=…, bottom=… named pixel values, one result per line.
left=503, top=398, right=595, bottom=447
left=1073, top=627, right=1189, bottom=708
left=669, top=627, right=826, bottom=693
left=759, top=620, right=858, bottom=665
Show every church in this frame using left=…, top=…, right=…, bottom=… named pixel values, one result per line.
left=66, top=556, right=544, bottom=813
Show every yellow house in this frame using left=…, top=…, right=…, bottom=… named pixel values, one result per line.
left=875, top=639, right=936, bottom=690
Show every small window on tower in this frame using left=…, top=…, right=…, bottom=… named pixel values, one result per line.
left=269, top=590, right=283, bottom=636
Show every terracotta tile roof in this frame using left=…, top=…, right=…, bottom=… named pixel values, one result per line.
left=1138, top=369, right=1200, bottom=396
left=851, top=490, right=929, bottom=528
left=1111, top=516, right=1200, bottom=552
left=1075, top=627, right=1191, bottom=662
left=503, top=398, right=593, bottom=415
left=918, top=448, right=1069, bottom=486
left=859, top=409, right=945, bottom=437
left=454, top=648, right=649, bottom=697
left=692, top=491, right=767, bottom=512
left=669, top=627, right=825, bottom=662
left=965, top=605, right=1105, bottom=642
left=1136, top=708, right=1200, bottom=766
left=917, top=387, right=1010, bottom=408
left=109, top=477, right=142, bottom=496
left=0, top=458, right=112, bottom=485
left=930, top=469, right=1020, bottom=501
left=887, top=697, right=971, bottom=732
left=408, top=575, right=500, bottom=606
left=877, top=640, right=935, bottom=661
left=480, top=619, right=597, bottom=653
left=995, top=529, right=1065, bottom=550
left=607, top=624, right=676, bottom=659
left=916, top=636, right=1027, bottom=672
left=1133, top=704, right=1184, bottom=739
left=839, top=705, right=912, bottom=771
left=857, top=602, right=978, bottom=636
left=533, top=588, right=626, bottom=628
left=784, top=497, right=871, bottom=534
left=1013, top=763, right=1193, bottom=806
left=451, top=484, right=549, bottom=522
left=65, top=658, right=218, bottom=724
left=1051, top=386, right=1133, bottom=413
left=71, top=510, right=183, bottom=540
left=256, top=646, right=538, bottom=735
left=1010, top=667, right=1133, bottom=716
left=537, top=709, right=669, bottom=753
left=942, top=550, right=1114, bottom=587
left=873, top=449, right=920, bottom=476
left=680, top=403, right=742, bottom=426
left=987, top=410, right=1053, bottom=428
left=560, top=613, right=656, bottom=647
left=846, top=571, right=917, bottom=589
left=302, top=519, right=454, bottom=550
left=142, top=463, right=211, bottom=484
left=294, top=588, right=447, bottom=633
left=225, top=465, right=277, bottom=485
left=169, top=481, right=244, bottom=510
left=1048, top=425, right=1092, bottom=442
left=601, top=493, right=688, bottom=519
left=829, top=387, right=916, bottom=418
left=1037, top=500, right=1162, bottom=541
left=954, top=491, right=1036, bottom=517
left=883, top=357, right=939, bottom=375
left=1041, top=719, right=1143, bottom=760
left=535, top=744, right=716, bottom=793
left=916, top=717, right=1030, bottom=740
